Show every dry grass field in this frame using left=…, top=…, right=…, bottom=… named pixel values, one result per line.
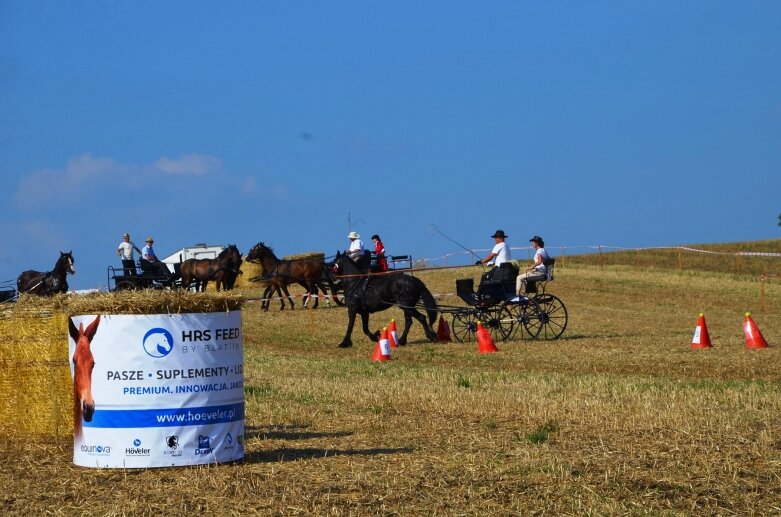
left=2, top=244, right=780, bottom=516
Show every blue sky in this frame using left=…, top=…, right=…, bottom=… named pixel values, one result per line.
left=1, top=1, right=779, bottom=290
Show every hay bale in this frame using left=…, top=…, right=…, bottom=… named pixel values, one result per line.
left=234, top=258, right=267, bottom=289
left=0, top=291, right=244, bottom=438
left=283, top=251, right=326, bottom=262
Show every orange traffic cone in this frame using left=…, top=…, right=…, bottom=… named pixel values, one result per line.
left=476, top=321, right=498, bottom=354
left=691, top=313, right=712, bottom=349
left=744, top=313, right=769, bottom=349
left=388, top=319, right=399, bottom=348
left=436, top=316, right=452, bottom=342
left=371, top=327, right=392, bottom=361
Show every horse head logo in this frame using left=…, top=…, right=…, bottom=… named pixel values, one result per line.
left=69, top=315, right=100, bottom=438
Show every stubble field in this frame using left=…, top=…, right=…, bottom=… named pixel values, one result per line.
left=2, top=255, right=780, bottom=516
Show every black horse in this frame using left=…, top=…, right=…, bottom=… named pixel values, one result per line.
left=180, top=244, right=242, bottom=292
left=331, top=251, right=438, bottom=348
left=17, top=251, right=76, bottom=296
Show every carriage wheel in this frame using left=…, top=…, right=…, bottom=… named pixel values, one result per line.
left=481, top=307, right=514, bottom=342
left=115, top=280, right=137, bottom=291
left=533, top=294, right=568, bottom=340
left=505, top=298, right=543, bottom=340
left=451, top=311, right=478, bottom=343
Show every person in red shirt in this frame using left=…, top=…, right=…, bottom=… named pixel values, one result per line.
left=371, top=234, right=388, bottom=271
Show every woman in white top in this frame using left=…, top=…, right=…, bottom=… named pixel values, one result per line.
left=516, top=235, right=550, bottom=295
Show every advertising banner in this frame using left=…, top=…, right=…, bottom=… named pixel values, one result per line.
left=68, top=311, right=244, bottom=468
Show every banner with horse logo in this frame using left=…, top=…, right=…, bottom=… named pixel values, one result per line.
left=68, top=311, right=244, bottom=468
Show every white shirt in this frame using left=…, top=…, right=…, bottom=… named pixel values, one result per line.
left=533, top=247, right=550, bottom=273
left=489, top=241, right=511, bottom=267
left=117, top=241, right=135, bottom=261
left=348, top=239, right=365, bottom=259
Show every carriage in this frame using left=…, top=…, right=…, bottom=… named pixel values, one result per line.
left=0, top=284, right=16, bottom=303
left=441, top=258, right=568, bottom=343
left=107, top=260, right=182, bottom=291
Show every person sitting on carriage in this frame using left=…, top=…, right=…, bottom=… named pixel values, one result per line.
left=515, top=235, right=550, bottom=295
left=475, top=229, right=511, bottom=281
left=140, top=237, right=173, bottom=280
left=371, top=234, right=388, bottom=272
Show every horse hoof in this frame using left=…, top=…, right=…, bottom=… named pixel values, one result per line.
left=371, top=331, right=380, bottom=341
left=397, top=339, right=407, bottom=346
left=338, top=341, right=352, bottom=348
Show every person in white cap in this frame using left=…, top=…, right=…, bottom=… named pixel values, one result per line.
left=116, top=233, right=141, bottom=276
left=346, top=231, right=365, bottom=263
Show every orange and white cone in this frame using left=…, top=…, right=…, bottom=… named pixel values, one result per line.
left=744, top=313, right=769, bottom=349
left=388, top=319, right=399, bottom=348
left=436, top=316, right=452, bottom=342
left=371, top=327, right=392, bottom=361
left=476, top=321, right=498, bottom=354
left=691, top=313, right=712, bottom=349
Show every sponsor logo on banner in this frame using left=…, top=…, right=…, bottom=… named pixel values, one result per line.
left=80, top=444, right=112, bottom=455
left=164, top=435, right=183, bottom=457
left=142, top=328, right=175, bottom=358
left=125, top=438, right=151, bottom=457
left=195, top=434, right=213, bottom=455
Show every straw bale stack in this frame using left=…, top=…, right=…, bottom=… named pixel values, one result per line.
left=233, top=258, right=266, bottom=289
left=0, top=291, right=244, bottom=438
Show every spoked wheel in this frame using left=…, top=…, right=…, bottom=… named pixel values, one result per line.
left=480, top=306, right=515, bottom=342
left=452, top=311, right=478, bottom=342
left=534, top=294, right=568, bottom=340
left=505, top=297, right=544, bottom=340
left=114, top=280, right=137, bottom=291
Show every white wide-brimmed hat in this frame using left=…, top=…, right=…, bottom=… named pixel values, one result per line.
left=347, top=231, right=360, bottom=239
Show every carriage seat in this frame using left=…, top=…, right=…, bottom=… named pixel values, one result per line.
left=523, top=258, right=556, bottom=294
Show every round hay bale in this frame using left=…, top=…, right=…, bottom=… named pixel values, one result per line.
left=0, top=291, right=244, bottom=439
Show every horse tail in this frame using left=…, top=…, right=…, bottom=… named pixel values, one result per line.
left=416, top=278, right=439, bottom=327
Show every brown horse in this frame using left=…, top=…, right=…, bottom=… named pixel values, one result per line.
left=179, top=244, right=242, bottom=292
left=17, top=251, right=75, bottom=295
left=245, top=242, right=330, bottom=311
left=69, top=315, right=100, bottom=439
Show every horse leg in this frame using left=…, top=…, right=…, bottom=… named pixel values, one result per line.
left=310, top=282, right=319, bottom=309
left=402, top=308, right=437, bottom=344
left=339, top=308, right=358, bottom=348
left=360, top=311, right=380, bottom=342
left=281, top=284, right=295, bottom=310
left=261, top=285, right=273, bottom=311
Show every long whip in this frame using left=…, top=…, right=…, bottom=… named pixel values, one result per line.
left=428, top=224, right=484, bottom=266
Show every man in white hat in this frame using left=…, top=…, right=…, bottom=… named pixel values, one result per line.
left=346, top=231, right=365, bottom=263
left=116, top=233, right=141, bottom=276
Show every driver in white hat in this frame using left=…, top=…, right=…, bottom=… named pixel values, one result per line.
left=346, top=231, right=365, bottom=262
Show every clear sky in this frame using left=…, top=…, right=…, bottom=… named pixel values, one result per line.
left=1, top=1, right=779, bottom=290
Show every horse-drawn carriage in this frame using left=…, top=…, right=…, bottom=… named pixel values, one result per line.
left=442, top=259, right=568, bottom=343
left=107, top=261, right=182, bottom=291
left=107, top=245, right=242, bottom=292
left=0, top=284, right=16, bottom=303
